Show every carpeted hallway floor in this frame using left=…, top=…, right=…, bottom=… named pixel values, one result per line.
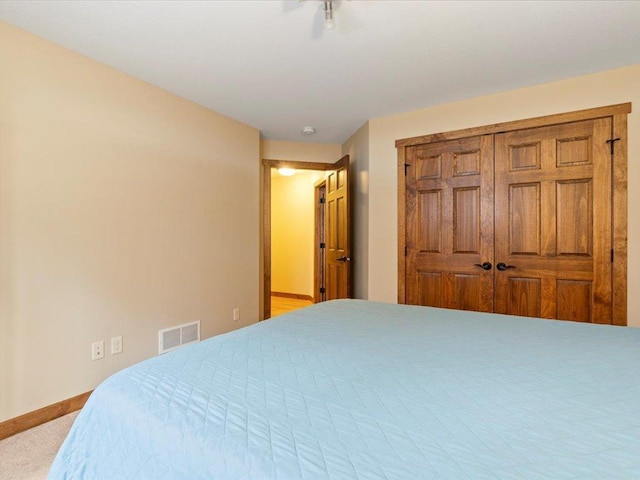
left=0, top=411, right=77, bottom=480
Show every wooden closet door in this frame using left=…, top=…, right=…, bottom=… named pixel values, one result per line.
left=405, top=135, right=494, bottom=311
left=494, top=118, right=612, bottom=323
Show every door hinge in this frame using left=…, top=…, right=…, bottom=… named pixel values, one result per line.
left=606, top=137, right=621, bottom=155
left=404, top=163, right=411, bottom=176
left=320, top=287, right=325, bottom=294
left=319, top=196, right=326, bottom=204
left=320, top=242, right=325, bottom=249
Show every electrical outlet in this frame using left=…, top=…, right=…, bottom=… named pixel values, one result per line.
left=111, top=336, right=123, bottom=355
left=233, top=307, right=240, bottom=322
left=91, top=340, right=104, bottom=361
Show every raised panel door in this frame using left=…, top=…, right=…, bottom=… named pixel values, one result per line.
left=494, top=118, right=612, bottom=323
left=325, top=156, right=351, bottom=300
left=405, top=135, right=494, bottom=312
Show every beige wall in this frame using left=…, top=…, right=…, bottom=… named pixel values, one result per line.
left=0, top=22, right=260, bottom=421
left=342, top=122, right=369, bottom=299
left=262, top=139, right=341, bottom=163
left=271, top=171, right=325, bottom=297
left=367, top=65, right=640, bottom=326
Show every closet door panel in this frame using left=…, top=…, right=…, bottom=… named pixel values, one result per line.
left=406, top=135, right=494, bottom=312
left=508, top=182, right=541, bottom=255
left=507, top=277, right=542, bottom=318
left=557, top=280, right=592, bottom=322
left=494, top=119, right=612, bottom=323
left=416, top=272, right=444, bottom=308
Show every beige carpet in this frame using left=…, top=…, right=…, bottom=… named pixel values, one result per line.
left=0, top=411, right=77, bottom=480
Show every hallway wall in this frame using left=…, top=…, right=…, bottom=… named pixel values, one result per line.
left=271, top=171, right=324, bottom=297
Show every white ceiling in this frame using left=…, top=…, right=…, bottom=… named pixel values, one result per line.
left=1, top=0, right=639, bottom=144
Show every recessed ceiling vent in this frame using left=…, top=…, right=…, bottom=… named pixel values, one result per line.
left=158, top=321, right=200, bottom=355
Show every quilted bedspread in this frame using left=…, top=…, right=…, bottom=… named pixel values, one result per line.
left=49, top=300, right=640, bottom=479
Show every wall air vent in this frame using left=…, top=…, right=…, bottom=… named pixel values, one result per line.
left=158, top=321, right=200, bottom=355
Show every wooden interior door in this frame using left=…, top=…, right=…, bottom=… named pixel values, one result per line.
left=405, top=135, right=494, bottom=311
left=325, top=155, right=351, bottom=300
left=494, top=119, right=613, bottom=323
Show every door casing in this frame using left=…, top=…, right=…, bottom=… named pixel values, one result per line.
left=396, top=103, right=630, bottom=325
left=262, top=156, right=351, bottom=319
left=314, top=180, right=327, bottom=304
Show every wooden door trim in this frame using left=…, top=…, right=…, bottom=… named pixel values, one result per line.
left=314, top=179, right=327, bottom=304
left=612, top=113, right=628, bottom=326
left=397, top=146, right=407, bottom=304
left=395, top=103, right=631, bottom=148
left=262, top=157, right=348, bottom=319
left=397, top=104, right=630, bottom=325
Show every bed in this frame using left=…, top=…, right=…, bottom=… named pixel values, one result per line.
left=49, top=299, right=640, bottom=479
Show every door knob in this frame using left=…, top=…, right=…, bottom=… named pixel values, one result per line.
left=496, top=262, right=516, bottom=271
left=473, top=262, right=492, bottom=270
left=336, top=256, right=351, bottom=262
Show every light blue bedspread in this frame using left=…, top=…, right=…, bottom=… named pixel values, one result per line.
left=49, top=300, right=640, bottom=479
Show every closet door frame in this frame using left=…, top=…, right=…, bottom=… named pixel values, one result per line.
left=396, top=103, right=630, bottom=325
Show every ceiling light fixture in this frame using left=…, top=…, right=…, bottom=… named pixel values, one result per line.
left=323, top=1, right=335, bottom=29
left=301, top=126, right=316, bottom=135
left=278, top=168, right=296, bottom=176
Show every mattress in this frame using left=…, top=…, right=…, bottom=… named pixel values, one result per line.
left=49, top=299, right=640, bottom=479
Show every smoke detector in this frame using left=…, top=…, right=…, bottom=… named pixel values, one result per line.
left=301, top=126, right=316, bottom=135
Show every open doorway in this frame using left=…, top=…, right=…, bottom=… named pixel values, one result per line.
left=270, top=168, right=324, bottom=316
left=262, top=156, right=351, bottom=319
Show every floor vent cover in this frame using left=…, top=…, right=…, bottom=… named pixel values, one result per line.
left=158, top=321, right=200, bottom=354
